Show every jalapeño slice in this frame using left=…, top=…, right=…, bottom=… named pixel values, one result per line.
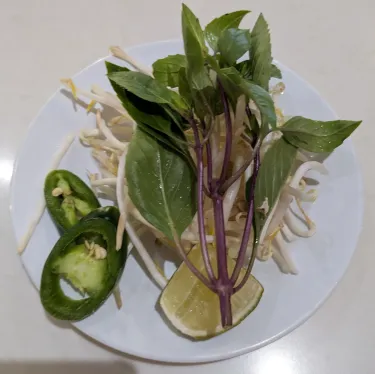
left=44, top=170, right=100, bottom=230
left=40, top=217, right=127, bottom=321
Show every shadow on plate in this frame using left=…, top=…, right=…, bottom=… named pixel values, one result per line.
left=0, top=361, right=137, bottom=374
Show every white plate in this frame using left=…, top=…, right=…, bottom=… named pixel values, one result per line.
left=10, top=40, right=363, bottom=363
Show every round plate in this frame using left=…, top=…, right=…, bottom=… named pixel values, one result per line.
left=10, top=40, right=363, bottom=363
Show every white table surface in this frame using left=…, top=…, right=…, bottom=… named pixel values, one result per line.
left=1, top=0, right=373, bottom=373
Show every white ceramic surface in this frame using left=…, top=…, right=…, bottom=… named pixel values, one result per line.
left=10, top=40, right=363, bottom=364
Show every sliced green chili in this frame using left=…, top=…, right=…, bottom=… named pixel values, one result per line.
left=44, top=170, right=100, bottom=230
left=79, top=206, right=127, bottom=252
left=40, top=218, right=127, bottom=321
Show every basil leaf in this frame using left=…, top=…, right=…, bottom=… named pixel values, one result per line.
left=181, top=4, right=208, bottom=78
left=235, top=62, right=281, bottom=80
left=136, top=123, right=187, bottom=159
left=250, top=14, right=272, bottom=90
left=281, top=116, right=362, bottom=153
left=107, top=62, right=169, bottom=127
left=181, top=4, right=217, bottom=118
left=235, top=60, right=252, bottom=79
left=108, top=71, right=187, bottom=113
left=126, top=128, right=197, bottom=240
left=178, top=67, right=192, bottom=106
left=205, top=10, right=250, bottom=51
left=106, top=62, right=189, bottom=158
left=243, top=80, right=277, bottom=131
left=219, top=67, right=276, bottom=130
left=216, top=67, right=245, bottom=104
left=251, top=138, right=297, bottom=240
left=218, top=28, right=251, bottom=66
left=152, top=54, right=187, bottom=87
left=270, top=64, right=282, bottom=79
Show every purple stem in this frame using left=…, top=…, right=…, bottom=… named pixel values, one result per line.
left=213, top=195, right=233, bottom=326
left=231, top=148, right=260, bottom=286
left=190, top=120, right=216, bottom=282
left=206, top=141, right=213, bottom=190
left=201, top=119, right=213, bottom=190
left=175, top=238, right=215, bottom=291
left=213, top=197, right=228, bottom=279
left=219, top=139, right=261, bottom=194
left=218, top=290, right=233, bottom=327
left=217, top=80, right=232, bottom=186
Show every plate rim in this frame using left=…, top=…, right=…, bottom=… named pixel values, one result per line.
left=9, top=39, right=364, bottom=363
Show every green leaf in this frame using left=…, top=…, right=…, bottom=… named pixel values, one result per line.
left=108, top=71, right=187, bottom=113
left=235, top=60, right=252, bottom=79
left=181, top=4, right=215, bottom=118
left=178, top=67, right=192, bottom=106
left=212, top=67, right=243, bottom=104
left=106, top=62, right=189, bottom=158
left=181, top=4, right=207, bottom=53
left=251, top=138, right=297, bottom=240
left=218, top=67, right=276, bottom=130
left=281, top=116, right=362, bottom=153
left=107, top=62, right=168, bottom=127
left=250, top=14, right=272, bottom=90
left=126, top=128, right=197, bottom=240
left=181, top=4, right=208, bottom=79
left=136, top=123, right=186, bottom=158
left=235, top=62, right=281, bottom=80
left=243, top=80, right=277, bottom=131
left=204, top=10, right=250, bottom=51
left=270, top=64, right=282, bottom=79
left=218, top=28, right=251, bottom=66
left=152, top=54, right=187, bottom=87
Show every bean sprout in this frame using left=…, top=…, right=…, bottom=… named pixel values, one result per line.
left=18, top=134, right=75, bottom=254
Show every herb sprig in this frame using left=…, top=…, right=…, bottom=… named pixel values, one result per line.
left=106, top=4, right=361, bottom=327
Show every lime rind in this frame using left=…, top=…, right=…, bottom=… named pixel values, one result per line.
left=160, top=245, right=264, bottom=339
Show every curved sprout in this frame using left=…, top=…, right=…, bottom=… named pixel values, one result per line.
left=60, top=78, right=127, bottom=115
left=113, top=286, right=122, bottom=309
left=91, top=177, right=118, bottom=187
left=97, top=110, right=128, bottom=151
left=285, top=185, right=316, bottom=202
left=110, top=46, right=153, bottom=76
left=290, top=161, right=328, bottom=189
left=284, top=208, right=316, bottom=238
left=116, top=148, right=128, bottom=249
left=274, top=232, right=298, bottom=274
left=272, top=244, right=293, bottom=274
left=125, top=220, right=167, bottom=288
left=281, top=220, right=297, bottom=242
left=17, top=134, right=75, bottom=254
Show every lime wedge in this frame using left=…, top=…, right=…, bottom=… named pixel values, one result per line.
left=160, top=245, right=263, bottom=339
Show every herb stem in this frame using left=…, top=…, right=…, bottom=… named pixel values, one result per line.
left=190, top=119, right=216, bottom=282
left=201, top=121, right=216, bottom=146
left=232, top=148, right=260, bottom=290
left=213, top=194, right=233, bottom=326
left=173, top=233, right=215, bottom=291
left=202, top=119, right=214, bottom=190
left=213, top=196, right=228, bottom=280
left=219, top=138, right=261, bottom=193
left=217, top=80, right=232, bottom=187
left=218, top=289, right=233, bottom=327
